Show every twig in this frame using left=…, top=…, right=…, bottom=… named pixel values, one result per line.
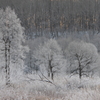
left=25, top=76, right=56, bottom=86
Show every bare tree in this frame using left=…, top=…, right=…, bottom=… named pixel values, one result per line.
left=67, top=41, right=98, bottom=79
left=33, top=39, right=66, bottom=80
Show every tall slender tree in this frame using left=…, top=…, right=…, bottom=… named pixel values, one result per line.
left=0, top=7, right=28, bottom=85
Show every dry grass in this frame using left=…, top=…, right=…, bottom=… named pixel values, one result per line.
left=0, top=82, right=65, bottom=100
left=0, top=84, right=100, bottom=100
left=0, top=76, right=100, bottom=100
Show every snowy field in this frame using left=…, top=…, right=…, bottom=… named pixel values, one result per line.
left=0, top=74, right=100, bottom=100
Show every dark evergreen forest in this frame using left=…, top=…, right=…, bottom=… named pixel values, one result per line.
left=0, top=0, right=100, bottom=38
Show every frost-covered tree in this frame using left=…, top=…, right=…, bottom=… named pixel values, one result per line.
left=34, top=39, right=66, bottom=80
left=24, top=37, right=48, bottom=74
left=67, top=41, right=98, bottom=79
left=0, top=7, right=28, bottom=85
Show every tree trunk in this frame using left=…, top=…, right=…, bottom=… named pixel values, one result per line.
left=5, top=42, right=10, bottom=85
left=79, top=64, right=82, bottom=79
left=7, top=41, right=11, bottom=85
left=5, top=42, right=8, bottom=85
left=48, top=59, right=53, bottom=80
left=48, top=64, right=50, bottom=77
left=50, top=66, right=53, bottom=80
left=4, top=40, right=11, bottom=86
left=51, top=72, right=53, bottom=80
left=48, top=72, right=50, bottom=77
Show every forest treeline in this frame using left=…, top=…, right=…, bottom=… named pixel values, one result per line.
left=0, top=0, right=100, bottom=38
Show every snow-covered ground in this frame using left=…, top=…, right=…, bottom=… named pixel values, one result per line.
left=0, top=74, right=100, bottom=100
